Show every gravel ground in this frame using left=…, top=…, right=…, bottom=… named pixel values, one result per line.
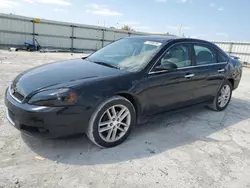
left=1, top=50, right=250, bottom=188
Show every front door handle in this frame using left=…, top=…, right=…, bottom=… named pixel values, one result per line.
left=218, top=69, right=225, bottom=73
left=185, top=74, right=195, bottom=78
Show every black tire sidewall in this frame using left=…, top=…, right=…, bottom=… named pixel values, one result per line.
left=90, top=97, right=136, bottom=148
left=215, top=80, right=232, bottom=111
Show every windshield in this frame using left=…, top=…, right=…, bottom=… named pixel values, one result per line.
left=88, top=38, right=163, bottom=72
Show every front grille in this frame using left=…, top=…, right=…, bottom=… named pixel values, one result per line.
left=20, top=124, right=49, bottom=133
left=20, top=124, right=40, bottom=132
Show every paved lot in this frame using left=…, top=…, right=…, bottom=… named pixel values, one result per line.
left=1, top=50, right=250, bottom=188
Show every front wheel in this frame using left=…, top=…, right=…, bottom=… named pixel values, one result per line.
left=208, top=80, right=232, bottom=111
left=86, top=96, right=136, bottom=148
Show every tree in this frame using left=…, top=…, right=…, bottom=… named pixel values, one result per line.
left=163, top=32, right=177, bottom=37
left=121, top=25, right=135, bottom=32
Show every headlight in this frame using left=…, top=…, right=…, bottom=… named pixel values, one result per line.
left=28, top=88, right=78, bottom=106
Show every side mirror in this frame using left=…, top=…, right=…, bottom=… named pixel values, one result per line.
left=155, top=62, right=178, bottom=71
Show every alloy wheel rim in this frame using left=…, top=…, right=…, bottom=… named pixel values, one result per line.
left=98, top=105, right=131, bottom=142
left=218, top=84, right=231, bottom=108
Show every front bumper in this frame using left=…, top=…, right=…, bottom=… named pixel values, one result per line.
left=4, top=87, right=90, bottom=138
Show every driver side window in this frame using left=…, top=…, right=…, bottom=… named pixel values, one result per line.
left=159, top=44, right=191, bottom=68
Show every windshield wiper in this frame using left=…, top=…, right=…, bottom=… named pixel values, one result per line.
left=92, top=61, right=121, bottom=70
left=83, top=57, right=91, bottom=61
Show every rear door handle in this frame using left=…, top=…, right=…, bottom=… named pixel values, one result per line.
left=185, top=74, right=195, bottom=78
left=218, top=69, right=225, bottom=73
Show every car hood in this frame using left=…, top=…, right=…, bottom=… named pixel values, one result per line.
left=12, top=58, right=126, bottom=96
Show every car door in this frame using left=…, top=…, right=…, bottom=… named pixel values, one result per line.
left=143, top=43, right=196, bottom=115
left=190, top=43, right=227, bottom=103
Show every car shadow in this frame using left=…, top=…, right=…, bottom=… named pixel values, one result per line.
left=22, top=97, right=250, bottom=165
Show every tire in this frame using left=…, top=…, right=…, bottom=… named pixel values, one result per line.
left=86, top=96, right=136, bottom=148
left=208, top=80, right=233, bottom=111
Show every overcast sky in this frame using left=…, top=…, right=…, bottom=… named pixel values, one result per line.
left=1, top=0, right=249, bottom=41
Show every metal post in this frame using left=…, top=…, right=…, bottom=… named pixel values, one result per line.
left=101, top=29, right=105, bottom=48
left=71, top=25, right=74, bottom=52
left=32, top=20, right=35, bottom=45
left=178, top=24, right=182, bottom=37
left=229, top=42, right=233, bottom=54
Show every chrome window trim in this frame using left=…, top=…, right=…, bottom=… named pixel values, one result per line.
left=148, top=62, right=228, bottom=75
left=148, top=40, right=229, bottom=75
left=8, top=86, right=22, bottom=103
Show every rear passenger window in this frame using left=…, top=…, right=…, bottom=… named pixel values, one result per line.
left=217, top=51, right=228, bottom=62
left=194, top=45, right=217, bottom=65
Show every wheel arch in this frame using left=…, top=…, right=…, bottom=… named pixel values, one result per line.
left=228, top=78, right=234, bottom=88
left=116, top=92, right=141, bottom=119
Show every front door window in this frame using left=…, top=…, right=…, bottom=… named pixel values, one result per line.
left=160, top=44, right=192, bottom=68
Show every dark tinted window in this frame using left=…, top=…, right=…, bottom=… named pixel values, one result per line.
left=194, top=45, right=217, bottom=65
left=159, top=44, right=191, bottom=68
left=217, top=51, right=228, bottom=62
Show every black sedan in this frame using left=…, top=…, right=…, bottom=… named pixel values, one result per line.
left=5, top=36, right=242, bottom=148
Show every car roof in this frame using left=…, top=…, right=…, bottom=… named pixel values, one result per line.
left=128, top=35, right=179, bottom=42
left=127, top=35, right=215, bottom=46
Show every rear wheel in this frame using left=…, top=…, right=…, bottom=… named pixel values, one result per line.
left=208, top=80, right=232, bottom=111
left=87, top=96, right=136, bottom=148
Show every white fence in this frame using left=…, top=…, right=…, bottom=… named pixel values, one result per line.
left=212, top=41, right=250, bottom=63
left=0, top=13, right=154, bottom=52
left=0, top=13, right=250, bottom=63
